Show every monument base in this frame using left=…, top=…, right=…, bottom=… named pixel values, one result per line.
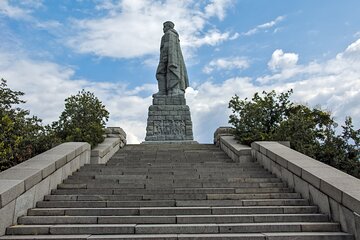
left=144, top=94, right=194, bottom=142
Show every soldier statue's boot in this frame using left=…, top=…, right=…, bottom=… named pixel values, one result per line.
left=153, top=91, right=166, bottom=97
left=153, top=80, right=167, bottom=97
left=168, top=88, right=185, bottom=96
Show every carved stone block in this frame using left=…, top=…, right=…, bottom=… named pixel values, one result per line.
left=145, top=95, right=194, bottom=142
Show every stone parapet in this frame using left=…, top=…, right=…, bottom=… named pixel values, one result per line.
left=91, top=138, right=123, bottom=164
left=216, top=134, right=360, bottom=239
left=0, top=142, right=90, bottom=236
left=250, top=141, right=360, bottom=239
left=213, top=126, right=235, bottom=145
left=105, top=127, right=127, bottom=144
left=217, top=135, right=252, bottom=163
left=91, top=127, right=127, bottom=164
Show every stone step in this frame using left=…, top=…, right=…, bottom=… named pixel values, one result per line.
left=76, top=169, right=269, bottom=175
left=51, top=189, right=179, bottom=195
left=36, top=198, right=309, bottom=208
left=104, top=166, right=260, bottom=171
left=106, top=160, right=252, bottom=164
left=105, top=162, right=253, bottom=166
left=202, top=182, right=285, bottom=188
left=142, top=193, right=300, bottom=201
left=136, top=222, right=341, bottom=234
left=44, top=195, right=144, bottom=201
left=61, top=178, right=280, bottom=187
left=80, top=163, right=262, bottom=169
left=72, top=170, right=268, bottom=177
left=45, top=194, right=209, bottom=201
left=52, top=187, right=240, bottom=196
left=78, top=164, right=262, bottom=169
left=28, top=206, right=319, bottom=216
left=173, top=188, right=245, bottom=194
left=18, top=214, right=328, bottom=225
left=36, top=200, right=176, bottom=208
left=18, top=216, right=175, bottom=224
left=107, top=158, right=243, bottom=164
left=234, top=188, right=293, bottom=193
left=175, top=214, right=329, bottom=224
left=64, top=174, right=276, bottom=183
left=206, top=193, right=301, bottom=200
left=0, top=232, right=355, bottom=240
left=44, top=188, right=292, bottom=201
left=176, top=199, right=309, bottom=207
left=56, top=182, right=285, bottom=190
left=6, top=222, right=341, bottom=235
left=51, top=183, right=289, bottom=195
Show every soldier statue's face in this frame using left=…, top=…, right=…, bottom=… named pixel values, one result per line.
left=163, top=25, right=171, bottom=33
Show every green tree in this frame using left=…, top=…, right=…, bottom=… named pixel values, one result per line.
left=228, top=90, right=293, bottom=145
left=52, top=90, right=109, bottom=147
left=273, top=105, right=335, bottom=158
left=228, top=90, right=360, bottom=178
left=0, top=78, right=57, bottom=171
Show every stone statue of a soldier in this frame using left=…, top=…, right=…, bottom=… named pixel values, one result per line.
left=154, top=21, right=189, bottom=96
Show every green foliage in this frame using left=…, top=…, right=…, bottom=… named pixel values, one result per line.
left=52, top=90, right=109, bottom=148
left=0, top=79, right=109, bottom=172
left=273, top=105, right=335, bottom=158
left=229, top=90, right=293, bottom=145
left=229, top=89, right=360, bottom=178
left=0, top=79, right=59, bottom=171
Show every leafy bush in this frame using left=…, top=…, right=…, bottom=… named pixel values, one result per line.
left=228, top=90, right=360, bottom=178
left=52, top=90, right=109, bottom=148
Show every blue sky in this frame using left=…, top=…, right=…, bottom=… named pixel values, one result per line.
left=1, top=0, right=360, bottom=143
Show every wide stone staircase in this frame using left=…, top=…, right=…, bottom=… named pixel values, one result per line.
left=1, top=144, right=354, bottom=239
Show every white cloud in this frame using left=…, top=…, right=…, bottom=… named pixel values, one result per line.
left=191, top=38, right=360, bottom=140
left=268, top=49, right=299, bottom=71
left=254, top=39, right=360, bottom=129
left=66, top=0, right=236, bottom=59
left=189, top=29, right=233, bottom=48
left=243, top=15, right=285, bottom=36
left=204, top=0, right=233, bottom=21
left=0, top=0, right=62, bottom=34
left=0, top=48, right=152, bottom=144
left=342, top=38, right=360, bottom=57
left=18, top=0, right=43, bottom=9
left=0, top=0, right=31, bottom=19
left=186, top=77, right=257, bottom=142
left=203, top=57, right=250, bottom=74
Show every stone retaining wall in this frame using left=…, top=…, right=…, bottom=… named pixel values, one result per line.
left=217, top=134, right=360, bottom=239
left=0, top=142, right=90, bottom=235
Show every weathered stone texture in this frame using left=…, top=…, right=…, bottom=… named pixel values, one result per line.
left=145, top=95, right=194, bottom=142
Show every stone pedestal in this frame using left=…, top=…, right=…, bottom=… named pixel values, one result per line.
left=144, top=95, right=194, bottom=142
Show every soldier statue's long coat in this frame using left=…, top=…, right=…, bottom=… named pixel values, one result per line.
left=156, top=28, right=189, bottom=92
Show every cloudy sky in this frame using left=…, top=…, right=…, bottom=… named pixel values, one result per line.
left=1, top=0, right=360, bottom=143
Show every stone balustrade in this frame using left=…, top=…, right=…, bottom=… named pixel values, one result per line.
left=0, top=142, right=90, bottom=235
left=0, top=127, right=126, bottom=236
left=91, top=127, right=127, bottom=164
left=217, top=134, right=360, bottom=239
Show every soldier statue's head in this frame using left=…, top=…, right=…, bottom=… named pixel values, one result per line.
left=163, top=21, right=175, bottom=33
